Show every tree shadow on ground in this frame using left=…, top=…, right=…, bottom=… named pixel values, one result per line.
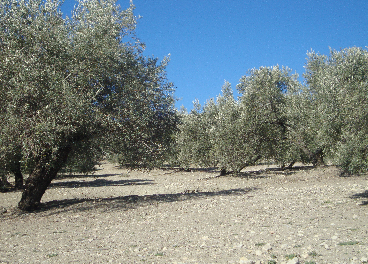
left=350, top=190, right=368, bottom=205
left=55, top=172, right=121, bottom=180
left=216, top=165, right=316, bottom=180
left=13, top=187, right=258, bottom=217
left=49, top=178, right=154, bottom=189
left=163, top=165, right=316, bottom=178
left=160, top=167, right=219, bottom=175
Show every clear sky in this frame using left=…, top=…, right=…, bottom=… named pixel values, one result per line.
left=61, top=0, right=368, bottom=110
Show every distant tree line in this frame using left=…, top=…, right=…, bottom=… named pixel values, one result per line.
left=173, top=47, right=368, bottom=176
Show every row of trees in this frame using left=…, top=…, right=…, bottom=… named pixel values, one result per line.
left=0, top=1, right=367, bottom=211
left=173, top=47, right=368, bottom=176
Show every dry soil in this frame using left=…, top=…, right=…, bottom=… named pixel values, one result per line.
left=1, top=162, right=368, bottom=264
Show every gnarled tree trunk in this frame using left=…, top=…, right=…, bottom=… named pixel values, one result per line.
left=18, top=144, right=72, bottom=211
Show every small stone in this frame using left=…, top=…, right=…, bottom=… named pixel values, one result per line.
left=360, top=257, right=368, bottom=262
left=350, top=256, right=359, bottom=264
left=255, top=250, right=262, bottom=256
left=287, top=257, right=300, bottom=264
left=320, top=242, right=330, bottom=250
left=239, top=257, right=255, bottom=264
left=233, top=243, right=244, bottom=249
left=301, top=253, right=309, bottom=259
left=262, top=243, right=272, bottom=252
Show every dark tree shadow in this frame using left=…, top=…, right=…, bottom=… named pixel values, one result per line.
left=55, top=173, right=121, bottom=180
left=350, top=190, right=368, bottom=205
left=49, top=178, right=154, bottom=189
left=211, top=165, right=317, bottom=179
left=6, top=187, right=258, bottom=217
left=161, top=167, right=219, bottom=174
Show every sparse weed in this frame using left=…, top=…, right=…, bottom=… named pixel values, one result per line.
left=285, top=253, right=298, bottom=260
left=308, top=251, right=319, bottom=257
left=268, top=260, right=277, bottom=264
left=155, top=252, right=164, bottom=256
left=47, top=253, right=58, bottom=258
left=255, top=242, right=266, bottom=247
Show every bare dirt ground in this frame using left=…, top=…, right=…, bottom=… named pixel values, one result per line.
left=1, top=162, right=368, bottom=264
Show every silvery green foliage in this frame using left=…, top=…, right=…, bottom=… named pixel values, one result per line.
left=304, top=47, right=368, bottom=174
left=0, top=0, right=177, bottom=171
left=176, top=81, right=258, bottom=173
left=175, top=99, right=215, bottom=169
left=283, top=83, right=321, bottom=165
left=208, top=81, right=250, bottom=173
left=237, top=66, right=301, bottom=167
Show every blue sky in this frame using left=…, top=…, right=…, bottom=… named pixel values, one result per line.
left=61, top=0, right=368, bottom=110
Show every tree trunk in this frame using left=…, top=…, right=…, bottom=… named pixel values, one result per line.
left=287, top=161, right=296, bottom=169
left=312, top=148, right=325, bottom=167
left=220, top=168, right=228, bottom=176
left=282, top=160, right=296, bottom=170
left=11, top=161, right=23, bottom=189
left=18, top=144, right=72, bottom=211
left=0, top=173, right=10, bottom=192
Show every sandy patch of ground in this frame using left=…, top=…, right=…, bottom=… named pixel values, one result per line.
left=1, top=162, right=368, bottom=263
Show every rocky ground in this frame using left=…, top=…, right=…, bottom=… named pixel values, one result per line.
left=1, top=162, right=368, bottom=264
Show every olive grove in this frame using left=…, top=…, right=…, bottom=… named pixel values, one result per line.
left=0, top=0, right=177, bottom=210
left=174, top=48, right=368, bottom=175
left=1, top=1, right=367, bottom=211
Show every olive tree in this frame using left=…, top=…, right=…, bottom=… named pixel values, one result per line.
left=208, top=81, right=253, bottom=174
left=175, top=81, right=260, bottom=174
left=0, top=0, right=177, bottom=211
left=175, top=99, right=215, bottom=169
left=304, top=47, right=368, bottom=174
left=237, top=65, right=303, bottom=168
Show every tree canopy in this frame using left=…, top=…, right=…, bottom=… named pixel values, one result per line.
left=0, top=0, right=177, bottom=210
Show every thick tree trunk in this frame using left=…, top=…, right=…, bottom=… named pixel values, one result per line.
left=18, top=144, right=72, bottom=211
